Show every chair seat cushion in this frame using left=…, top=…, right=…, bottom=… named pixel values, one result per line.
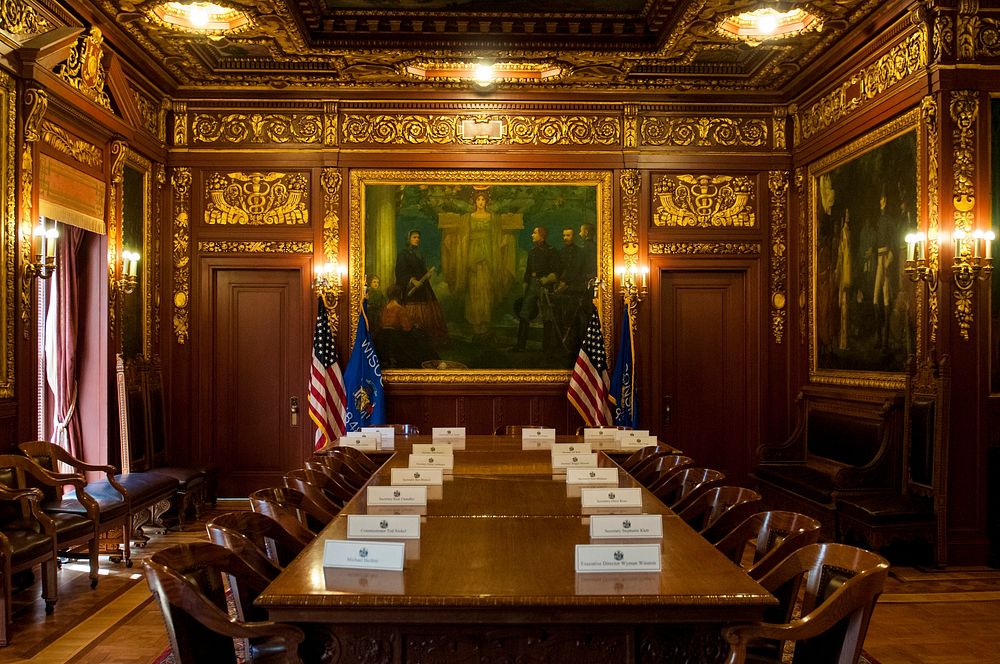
left=4, top=529, right=53, bottom=563
left=116, top=473, right=179, bottom=508
left=148, top=467, right=205, bottom=491
left=43, top=482, right=129, bottom=519
left=48, top=511, right=95, bottom=541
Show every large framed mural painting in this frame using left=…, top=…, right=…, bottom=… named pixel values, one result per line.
left=810, top=110, right=920, bottom=389
left=349, top=170, right=613, bottom=383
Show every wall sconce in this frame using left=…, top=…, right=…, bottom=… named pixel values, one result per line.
left=616, top=264, right=648, bottom=322
left=951, top=228, right=993, bottom=340
left=313, top=261, right=345, bottom=310
left=23, top=218, right=58, bottom=283
left=116, top=250, right=140, bottom=295
left=904, top=231, right=938, bottom=290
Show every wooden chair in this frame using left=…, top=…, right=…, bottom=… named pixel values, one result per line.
left=632, top=453, right=693, bottom=487
left=714, top=511, right=822, bottom=580
left=206, top=512, right=307, bottom=580
left=145, top=542, right=304, bottom=663
left=305, top=457, right=366, bottom=493
left=494, top=425, right=544, bottom=436
left=248, top=487, right=321, bottom=540
left=316, top=445, right=380, bottom=475
left=0, top=455, right=100, bottom=588
left=653, top=467, right=725, bottom=512
left=675, top=486, right=762, bottom=542
left=618, top=444, right=683, bottom=473
left=284, top=468, right=351, bottom=508
left=721, top=543, right=889, bottom=664
left=387, top=424, right=420, bottom=436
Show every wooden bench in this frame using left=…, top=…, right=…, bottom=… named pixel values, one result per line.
left=751, top=385, right=904, bottom=541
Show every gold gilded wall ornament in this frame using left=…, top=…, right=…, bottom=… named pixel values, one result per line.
left=323, top=102, right=338, bottom=146
left=921, top=96, right=940, bottom=345
left=652, top=174, right=756, bottom=228
left=23, top=87, right=47, bottom=144
left=321, top=168, right=341, bottom=261
left=957, top=0, right=979, bottom=60
left=130, top=86, right=161, bottom=138
left=950, top=90, right=978, bottom=340
left=649, top=242, right=761, bottom=255
left=0, top=0, right=50, bottom=33
left=624, top=104, right=639, bottom=149
left=506, top=115, right=620, bottom=145
left=198, top=241, right=312, bottom=254
left=171, top=168, right=191, bottom=344
left=934, top=14, right=955, bottom=62
left=639, top=116, right=767, bottom=148
left=1, top=71, right=14, bottom=397
left=204, top=171, right=309, bottom=226
left=799, top=31, right=926, bottom=140
left=975, top=17, right=1000, bottom=57
left=795, top=168, right=808, bottom=344
left=769, top=171, right=789, bottom=344
left=172, top=101, right=188, bottom=147
left=342, top=114, right=455, bottom=144
left=152, top=163, right=165, bottom=353
left=192, top=113, right=323, bottom=145
left=108, top=139, right=127, bottom=337
left=20, top=87, right=46, bottom=339
left=40, top=121, right=102, bottom=168
left=773, top=107, right=788, bottom=151
left=620, top=169, right=640, bottom=270
left=56, top=28, right=111, bottom=110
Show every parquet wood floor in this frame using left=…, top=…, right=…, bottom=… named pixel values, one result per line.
left=0, top=504, right=996, bottom=664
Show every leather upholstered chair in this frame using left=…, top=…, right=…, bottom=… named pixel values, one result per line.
left=145, top=542, right=304, bottom=663
left=206, top=511, right=307, bottom=580
left=722, top=543, right=889, bottom=664
left=249, top=487, right=330, bottom=537
left=284, top=468, right=351, bottom=509
left=674, top=486, right=762, bottom=543
left=714, top=511, right=822, bottom=580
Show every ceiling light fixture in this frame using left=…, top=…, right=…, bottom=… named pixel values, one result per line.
left=149, top=1, right=251, bottom=35
left=405, top=60, right=564, bottom=87
left=717, top=5, right=822, bottom=44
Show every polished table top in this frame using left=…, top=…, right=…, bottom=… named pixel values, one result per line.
left=257, top=440, right=775, bottom=624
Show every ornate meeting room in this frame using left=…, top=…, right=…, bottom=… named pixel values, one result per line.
left=0, top=0, right=999, bottom=661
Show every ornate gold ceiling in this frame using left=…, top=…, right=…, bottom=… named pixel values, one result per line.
left=44, top=0, right=885, bottom=93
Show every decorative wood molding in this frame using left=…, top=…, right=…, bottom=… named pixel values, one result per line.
left=56, top=28, right=112, bottom=110
left=0, top=71, right=14, bottom=397
left=639, top=116, right=767, bottom=148
left=172, top=101, right=188, bottom=147
left=620, top=169, right=640, bottom=271
left=20, top=87, right=46, bottom=339
left=0, top=0, right=50, bottom=33
left=652, top=175, right=756, bottom=228
left=204, top=171, right=310, bottom=225
left=949, top=90, right=978, bottom=341
left=198, top=241, right=313, bottom=253
left=192, top=112, right=324, bottom=144
left=769, top=171, right=789, bottom=344
left=171, top=167, right=191, bottom=344
left=921, top=96, right=940, bottom=346
left=649, top=242, right=761, bottom=255
left=108, top=138, right=126, bottom=337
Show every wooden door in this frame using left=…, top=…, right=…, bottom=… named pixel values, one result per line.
left=653, top=267, right=758, bottom=483
left=209, top=268, right=307, bottom=496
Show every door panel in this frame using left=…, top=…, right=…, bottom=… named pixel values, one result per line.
left=656, top=269, right=754, bottom=482
left=212, top=268, right=305, bottom=496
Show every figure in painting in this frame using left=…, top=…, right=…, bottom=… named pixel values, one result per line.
left=512, top=226, right=560, bottom=352
left=365, top=274, right=386, bottom=334
left=395, top=229, right=448, bottom=347
left=872, top=188, right=897, bottom=350
left=375, top=285, right=440, bottom=369
left=823, top=174, right=853, bottom=352
left=553, top=226, right=588, bottom=355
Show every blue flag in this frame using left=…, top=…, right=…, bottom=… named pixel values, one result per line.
left=343, top=301, right=385, bottom=431
left=609, top=308, right=638, bottom=428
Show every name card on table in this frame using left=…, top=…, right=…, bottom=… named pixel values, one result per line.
left=367, top=486, right=428, bottom=506
left=347, top=514, right=421, bottom=539
left=566, top=468, right=620, bottom=485
left=521, top=428, right=556, bottom=449
left=582, top=428, right=619, bottom=446
left=340, top=431, right=380, bottom=451
left=551, top=453, right=599, bottom=469
left=589, top=514, right=663, bottom=539
left=411, top=443, right=454, bottom=455
left=552, top=442, right=592, bottom=455
left=574, top=544, right=661, bottom=573
left=324, top=540, right=405, bottom=571
left=431, top=427, right=466, bottom=448
left=580, top=487, right=642, bottom=509
left=615, top=430, right=651, bottom=448
left=390, top=467, right=444, bottom=485
left=362, top=427, right=395, bottom=450
left=409, top=454, right=454, bottom=470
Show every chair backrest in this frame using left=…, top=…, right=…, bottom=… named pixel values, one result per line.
left=325, top=446, right=379, bottom=474
left=305, top=457, right=366, bottom=492
left=248, top=487, right=319, bottom=540
left=652, top=467, right=724, bottom=509
left=387, top=423, right=420, bottom=435
left=281, top=472, right=342, bottom=522
left=715, top=510, right=822, bottom=580
left=619, top=445, right=681, bottom=472
left=675, top=486, right=762, bottom=542
left=495, top=425, right=544, bottom=436
left=633, top=453, right=693, bottom=487
left=145, top=542, right=303, bottom=663
left=115, top=354, right=149, bottom=473
left=285, top=468, right=351, bottom=506
left=206, top=511, right=306, bottom=577
left=724, top=543, right=889, bottom=664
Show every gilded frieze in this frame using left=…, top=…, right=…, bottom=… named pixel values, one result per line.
left=56, top=28, right=111, bottom=110
left=323, top=102, right=338, bottom=146
left=649, top=242, right=761, bottom=255
left=772, top=108, right=788, bottom=151
left=639, top=117, right=767, bottom=148
left=204, top=171, right=309, bottom=226
left=130, top=86, right=161, bottom=139
left=171, top=168, right=191, bottom=344
left=620, top=169, right=640, bottom=269
left=652, top=175, right=756, bottom=228
left=950, top=90, right=978, bottom=340
left=769, top=171, right=789, bottom=344
left=799, top=31, right=926, bottom=140
left=507, top=115, right=619, bottom=145
left=971, top=17, right=1000, bottom=57
left=172, top=101, right=187, bottom=147
left=0, top=71, right=14, bottom=397
left=921, top=96, right=940, bottom=345
left=198, top=241, right=312, bottom=254
left=957, top=0, right=979, bottom=60
left=192, top=113, right=323, bottom=145
left=624, top=104, right=639, bottom=150
left=341, top=114, right=621, bottom=146
left=0, top=0, right=49, bottom=34
left=934, top=14, right=954, bottom=62
left=40, top=121, right=102, bottom=169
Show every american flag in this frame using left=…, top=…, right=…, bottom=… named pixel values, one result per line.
left=308, top=298, right=347, bottom=449
left=567, top=307, right=612, bottom=427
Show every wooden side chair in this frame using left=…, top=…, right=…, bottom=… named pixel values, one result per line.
left=632, top=453, right=693, bottom=487
left=0, top=485, right=58, bottom=646
left=674, top=486, right=762, bottom=542
left=653, top=467, right=725, bottom=512
left=618, top=444, right=683, bottom=473
left=145, top=542, right=304, bottom=663
left=305, top=457, right=366, bottom=493
left=722, top=543, right=889, bottom=664
left=284, top=468, right=351, bottom=508
left=714, top=511, right=822, bottom=580
left=206, top=512, right=307, bottom=581
left=251, top=485, right=334, bottom=536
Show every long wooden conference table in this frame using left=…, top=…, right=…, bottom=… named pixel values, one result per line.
left=256, top=435, right=775, bottom=663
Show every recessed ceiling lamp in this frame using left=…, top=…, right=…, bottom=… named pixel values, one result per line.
left=405, top=61, right=564, bottom=87
left=717, top=5, right=822, bottom=44
left=149, top=1, right=251, bottom=34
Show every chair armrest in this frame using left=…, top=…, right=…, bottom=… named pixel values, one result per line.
left=0, top=484, right=57, bottom=537
left=0, top=485, right=43, bottom=502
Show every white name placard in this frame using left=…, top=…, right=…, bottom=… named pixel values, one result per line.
left=390, top=467, right=444, bottom=485
left=589, top=514, right=664, bottom=539
left=580, top=487, right=643, bottom=509
left=574, top=544, right=661, bottom=573
left=362, top=427, right=395, bottom=450
left=551, top=453, right=599, bottom=469
left=566, top=468, right=620, bottom=485
left=341, top=432, right=380, bottom=451
left=521, top=428, right=556, bottom=442
left=582, top=428, right=619, bottom=445
left=552, top=442, right=592, bottom=455
left=347, top=514, right=421, bottom=539
left=367, top=486, right=428, bottom=506
left=432, top=428, right=466, bottom=448
left=619, top=435, right=657, bottom=450
left=324, top=540, right=405, bottom=571
left=408, top=453, right=454, bottom=470
left=411, top=443, right=454, bottom=455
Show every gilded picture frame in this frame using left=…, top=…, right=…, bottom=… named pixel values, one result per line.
left=349, top=169, right=613, bottom=384
left=809, top=109, right=921, bottom=390
left=121, top=150, right=153, bottom=359
left=0, top=72, right=15, bottom=398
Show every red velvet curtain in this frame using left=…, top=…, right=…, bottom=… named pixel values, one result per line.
left=45, top=225, right=85, bottom=459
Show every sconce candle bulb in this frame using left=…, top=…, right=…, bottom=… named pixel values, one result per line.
left=24, top=217, right=58, bottom=283
left=903, top=229, right=936, bottom=289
